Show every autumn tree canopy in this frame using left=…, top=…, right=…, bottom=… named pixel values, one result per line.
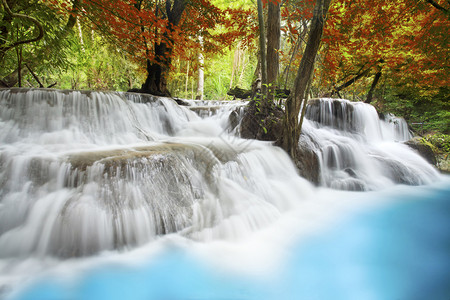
left=46, top=0, right=252, bottom=95
left=2, top=0, right=448, bottom=133
left=319, top=0, right=449, bottom=102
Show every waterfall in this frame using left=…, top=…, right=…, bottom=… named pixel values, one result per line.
left=0, top=88, right=308, bottom=258
left=0, top=89, right=445, bottom=300
left=302, top=98, right=438, bottom=190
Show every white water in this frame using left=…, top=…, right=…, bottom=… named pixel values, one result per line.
left=0, top=89, right=444, bottom=299
left=303, top=98, right=438, bottom=190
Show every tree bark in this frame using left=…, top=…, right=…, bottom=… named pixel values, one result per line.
left=256, top=0, right=267, bottom=99
left=140, top=0, right=186, bottom=96
left=282, top=20, right=308, bottom=89
left=196, top=52, right=204, bottom=100
left=279, top=0, right=332, bottom=156
left=266, top=1, right=280, bottom=103
left=365, top=70, right=382, bottom=103
left=327, top=67, right=370, bottom=96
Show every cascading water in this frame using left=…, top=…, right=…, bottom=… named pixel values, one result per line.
left=0, top=89, right=448, bottom=300
left=0, top=88, right=306, bottom=258
left=302, top=98, right=439, bottom=190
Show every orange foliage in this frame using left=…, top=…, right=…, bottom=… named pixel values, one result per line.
left=44, top=0, right=253, bottom=70
left=320, top=0, right=449, bottom=94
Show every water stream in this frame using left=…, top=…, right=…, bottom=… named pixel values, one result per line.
left=0, top=89, right=448, bottom=300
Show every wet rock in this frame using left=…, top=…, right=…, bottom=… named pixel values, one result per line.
left=228, top=109, right=240, bottom=131
left=174, top=98, right=191, bottom=106
left=189, top=105, right=220, bottom=117
left=227, top=86, right=252, bottom=99
left=344, top=168, right=357, bottom=178
left=240, top=101, right=284, bottom=142
left=295, top=134, right=321, bottom=185
left=305, top=98, right=355, bottom=131
left=436, top=154, right=450, bottom=173
left=404, top=137, right=437, bottom=165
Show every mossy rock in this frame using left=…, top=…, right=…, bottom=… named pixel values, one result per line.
left=404, top=137, right=437, bottom=165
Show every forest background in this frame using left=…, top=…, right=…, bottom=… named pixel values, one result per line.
left=0, top=0, right=448, bottom=153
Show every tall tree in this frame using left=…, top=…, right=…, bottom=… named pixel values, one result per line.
left=69, top=0, right=249, bottom=96
left=278, top=0, right=332, bottom=155
left=138, top=0, right=187, bottom=96
left=266, top=0, right=281, bottom=102
left=256, top=0, right=267, bottom=98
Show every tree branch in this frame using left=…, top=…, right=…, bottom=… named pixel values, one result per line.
left=1, top=0, right=44, bottom=53
left=426, top=0, right=448, bottom=12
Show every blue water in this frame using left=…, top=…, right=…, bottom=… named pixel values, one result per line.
left=11, top=178, right=450, bottom=300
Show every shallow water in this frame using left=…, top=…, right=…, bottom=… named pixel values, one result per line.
left=6, top=177, right=450, bottom=300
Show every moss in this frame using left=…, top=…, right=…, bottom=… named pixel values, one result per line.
left=422, top=133, right=450, bottom=155
left=419, top=137, right=439, bottom=154
left=419, top=134, right=450, bottom=173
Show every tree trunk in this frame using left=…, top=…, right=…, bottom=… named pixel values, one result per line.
left=140, top=0, right=187, bottom=96
left=282, top=21, right=308, bottom=89
left=279, top=0, right=332, bottom=155
left=17, top=46, right=22, bottom=87
left=141, top=43, right=172, bottom=96
left=256, top=0, right=267, bottom=99
left=365, top=70, right=382, bottom=103
left=196, top=52, right=204, bottom=100
left=266, top=1, right=281, bottom=103
left=185, top=59, right=190, bottom=97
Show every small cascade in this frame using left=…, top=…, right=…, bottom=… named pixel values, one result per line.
left=186, top=99, right=247, bottom=118
left=0, top=89, right=198, bottom=146
left=0, top=88, right=308, bottom=258
left=179, top=99, right=247, bottom=136
left=381, top=112, right=412, bottom=141
left=302, top=98, right=438, bottom=190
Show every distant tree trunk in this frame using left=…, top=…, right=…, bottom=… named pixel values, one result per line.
left=196, top=52, right=204, bottom=100
left=185, top=60, right=190, bottom=96
left=26, top=63, right=44, bottom=87
left=266, top=0, right=280, bottom=103
left=256, top=0, right=267, bottom=99
left=365, top=70, right=382, bottom=103
left=282, top=20, right=308, bottom=89
left=278, top=0, right=332, bottom=155
left=140, top=0, right=186, bottom=96
left=229, top=45, right=238, bottom=89
left=16, top=46, right=22, bottom=87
